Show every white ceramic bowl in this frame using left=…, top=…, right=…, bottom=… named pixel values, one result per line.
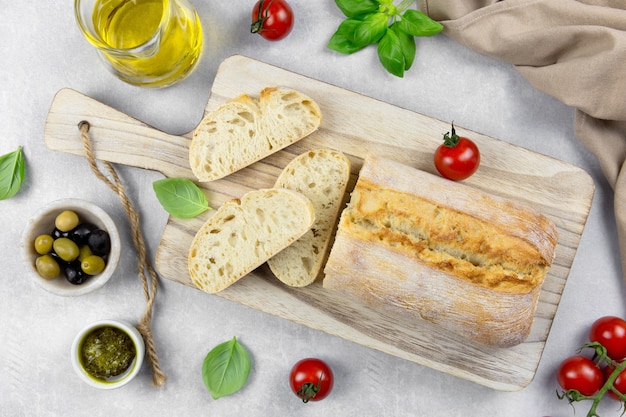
left=21, top=198, right=121, bottom=296
left=71, top=319, right=145, bottom=389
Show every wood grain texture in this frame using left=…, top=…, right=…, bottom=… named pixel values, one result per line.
left=43, top=55, right=594, bottom=391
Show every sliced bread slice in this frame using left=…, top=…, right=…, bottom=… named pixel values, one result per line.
left=188, top=188, right=315, bottom=293
left=267, top=149, right=351, bottom=287
left=189, top=87, right=322, bottom=182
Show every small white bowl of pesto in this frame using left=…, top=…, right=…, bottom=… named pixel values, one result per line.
left=71, top=319, right=145, bottom=389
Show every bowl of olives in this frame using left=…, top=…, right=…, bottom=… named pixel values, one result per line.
left=21, top=198, right=121, bottom=296
left=71, top=319, right=145, bottom=389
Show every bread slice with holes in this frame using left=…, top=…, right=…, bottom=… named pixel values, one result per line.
left=267, top=149, right=351, bottom=287
left=189, top=87, right=322, bottom=182
left=188, top=188, right=315, bottom=293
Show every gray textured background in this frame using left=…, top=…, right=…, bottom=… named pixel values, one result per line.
left=1, top=1, right=623, bottom=416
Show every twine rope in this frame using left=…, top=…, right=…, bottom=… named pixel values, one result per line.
left=78, top=121, right=167, bottom=387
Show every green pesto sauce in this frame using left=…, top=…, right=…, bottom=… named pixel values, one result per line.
left=80, top=326, right=136, bottom=381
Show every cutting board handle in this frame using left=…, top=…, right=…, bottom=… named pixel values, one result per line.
left=44, top=88, right=194, bottom=179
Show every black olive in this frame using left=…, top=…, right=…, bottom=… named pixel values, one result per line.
left=64, top=261, right=88, bottom=285
left=71, top=223, right=98, bottom=246
left=87, top=229, right=111, bottom=256
left=51, top=227, right=70, bottom=239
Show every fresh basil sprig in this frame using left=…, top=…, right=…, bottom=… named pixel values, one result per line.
left=202, top=337, right=251, bottom=400
left=152, top=177, right=211, bottom=219
left=328, top=0, right=443, bottom=77
left=0, top=146, right=25, bottom=200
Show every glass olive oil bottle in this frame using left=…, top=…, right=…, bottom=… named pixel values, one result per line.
left=81, top=0, right=203, bottom=87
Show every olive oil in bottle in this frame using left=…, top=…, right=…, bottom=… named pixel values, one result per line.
left=88, top=0, right=203, bottom=87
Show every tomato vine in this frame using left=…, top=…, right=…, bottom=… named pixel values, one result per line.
left=558, top=342, right=626, bottom=417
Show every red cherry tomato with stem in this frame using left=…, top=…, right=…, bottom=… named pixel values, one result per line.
left=434, top=123, right=480, bottom=181
left=289, top=358, right=334, bottom=403
left=557, top=356, right=603, bottom=396
left=603, top=364, right=626, bottom=401
left=589, top=316, right=626, bottom=361
left=251, top=0, right=294, bottom=41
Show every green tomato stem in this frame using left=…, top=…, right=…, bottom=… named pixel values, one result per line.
left=588, top=359, right=626, bottom=417
left=442, top=123, right=461, bottom=148
left=297, top=371, right=325, bottom=403
left=297, top=381, right=319, bottom=403
left=251, top=0, right=274, bottom=34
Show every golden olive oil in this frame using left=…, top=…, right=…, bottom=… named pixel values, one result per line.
left=91, top=0, right=203, bottom=87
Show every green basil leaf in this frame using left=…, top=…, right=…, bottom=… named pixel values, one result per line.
left=328, top=18, right=370, bottom=54
left=329, top=1, right=443, bottom=77
left=0, top=146, right=25, bottom=200
left=390, top=22, right=416, bottom=70
left=334, top=0, right=380, bottom=18
left=353, top=12, right=389, bottom=47
left=378, top=29, right=405, bottom=77
left=397, top=9, right=443, bottom=37
left=152, top=177, right=211, bottom=219
left=202, top=337, right=251, bottom=400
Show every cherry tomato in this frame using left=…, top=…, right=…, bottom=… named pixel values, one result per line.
left=289, top=358, right=334, bottom=403
left=603, top=364, right=626, bottom=401
left=557, top=356, right=603, bottom=396
left=251, top=0, right=294, bottom=41
left=589, top=316, right=626, bottom=361
left=434, top=123, right=480, bottom=181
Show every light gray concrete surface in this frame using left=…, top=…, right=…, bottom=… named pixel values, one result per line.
left=1, top=2, right=623, bottom=416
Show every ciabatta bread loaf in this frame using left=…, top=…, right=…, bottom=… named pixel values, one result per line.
left=189, top=87, right=322, bottom=182
left=267, top=149, right=351, bottom=287
left=323, top=155, right=558, bottom=347
left=188, top=188, right=315, bottom=293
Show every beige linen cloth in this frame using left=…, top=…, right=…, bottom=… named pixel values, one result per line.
left=418, top=0, right=626, bottom=281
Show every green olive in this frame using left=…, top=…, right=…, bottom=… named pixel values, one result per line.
left=34, top=234, right=54, bottom=255
left=81, top=255, right=105, bottom=275
left=52, top=237, right=79, bottom=262
left=78, top=245, right=93, bottom=262
left=35, top=255, right=60, bottom=279
left=55, top=210, right=80, bottom=232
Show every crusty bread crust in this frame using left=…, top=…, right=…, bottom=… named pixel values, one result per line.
left=188, top=188, right=315, bottom=293
left=324, top=232, right=541, bottom=347
left=323, top=155, right=558, bottom=347
left=267, top=149, right=351, bottom=287
left=189, top=87, right=322, bottom=182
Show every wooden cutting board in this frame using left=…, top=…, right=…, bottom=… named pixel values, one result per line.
left=44, top=54, right=594, bottom=391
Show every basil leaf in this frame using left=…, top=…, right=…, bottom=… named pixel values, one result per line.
left=202, top=337, right=251, bottom=400
left=152, top=177, right=211, bottom=219
left=397, top=9, right=443, bottom=37
left=328, top=18, right=368, bottom=54
left=391, top=22, right=416, bottom=70
left=0, top=146, right=25, bottom=200
left=334, top=0, right=380, bottom=18
left=353, top=13, right=389, bottom=47
left=378, top=29, right=405, bottom=77
left=328, top=1, right=443, bottom=77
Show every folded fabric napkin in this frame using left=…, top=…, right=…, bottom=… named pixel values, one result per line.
left=418, top=0, right=626, bottom=281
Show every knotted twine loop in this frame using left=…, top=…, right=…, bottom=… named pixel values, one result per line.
left=78, top=121, right=167, bottom=387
